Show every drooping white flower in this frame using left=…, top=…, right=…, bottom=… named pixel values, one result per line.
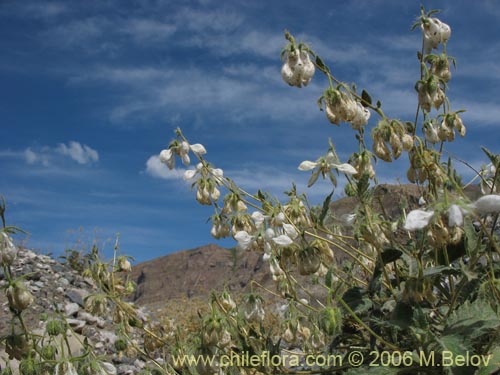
left=281, top=49, right=315, bottom=88
left=472, top=195, right=500, bottom=215
left=190, top=143, right=207, bottom=155
left=159, top=149, right=175, bottom=169
left=423, top=122, right=440, bottom=144
left=404, top=209, right=435, bottom=231
left=251, top=211, right=266, bottom=229
left=183, top=169, right=197, bottom=181
left=234, top=231, right=255, bottom=250
left=273, top=234, right=294, bottom=247
left=421, top=17, right=451, bottom=54
left=282, top=223, right=298, bottom=240
left=448, top=204, right=463, bottom=227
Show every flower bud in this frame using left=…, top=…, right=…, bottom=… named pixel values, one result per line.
left=46, top=319, right=66, bottom=336
left=118, top=257, right=132, bottom=272
left=325, top=104, right=340, bottom=125
left=373, top=139, right=392, bottom=162
left=7, top=282, right=34, bottom=312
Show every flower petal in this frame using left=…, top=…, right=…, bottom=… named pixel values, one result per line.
left=234, top=231, right=254, bottom=250
left=448, top=205, right=463, bottom=227
left=334, top=163, right=358, bottom=175
left=159, top=149, right=172, bottom=164
left=404, top=209, right=435, bottom=231
left=183, top=169, right=197, bottom=180
left=473, top=195, right=500, bottom=214
left=251, top=211, right=265, bottom=228
left=282, top=223, right=298, bottom=240
left=298, top=161, right=317, bottom=171
left=190, top=143, right=207, bottom=155
left=273, top=234, right=294, bottom=247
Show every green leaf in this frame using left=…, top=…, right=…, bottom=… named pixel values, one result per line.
left=381, top=248, right=402, bottom=264
left=342, top=287, right=373, bottom=316
left=376, top=100, right=382, bottom=108
left=315, top=55, right=329, bottom=73
left=307, top=170, right=320, bottom=187
left=463, top=217, right=480, bottom=257
left=319, top=191, right=334, bottom=226
left=476, top=345, right=500, bottom=375
left=361, top=89, right=372, bottom=107
left=423, top=265, right=461, bottom=278
left=444, top=299, right=500, bottom=347
left=481, top=146, right=500, bottom=167
left=391, top=301, right=413, bottom=329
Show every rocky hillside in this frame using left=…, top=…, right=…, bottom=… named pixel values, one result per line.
left=130, top=244, right=270, bottom=305
left=0, top=249, right=151, bottom=374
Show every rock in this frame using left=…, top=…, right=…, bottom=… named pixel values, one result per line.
left=65, top=288, right=89, bottom=306
left=65, top=302, right=80, bottom=317
left=66, top=319, right=86, bottom=334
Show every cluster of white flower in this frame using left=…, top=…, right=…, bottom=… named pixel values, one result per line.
left=184, top=162, right=224, bottom=205
left=416, top=75, right=445, bottom=113
left=298, top=151, right=357, bottom=187
left=480, top=163, right=499, bottom=195
left=421, top=17, right=451, bottom=54
left=159, top=140, right=207, bottom=170
left=422, top=112, right=466, bottom=145
left=281, top=46, right=315, bottom=88
left=372, top=119, right=414, bottom=162
left=242, top=294, right=265, bottom=322
left=320, top=88, right=370, bottom=129
left=404, top=195, right=500, bottom=232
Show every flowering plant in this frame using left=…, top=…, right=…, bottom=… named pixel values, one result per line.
left=153, top=6, right=500, bottom=374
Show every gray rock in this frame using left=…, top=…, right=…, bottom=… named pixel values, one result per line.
left=65, top=302, right=80, bottom=317
left=67, top=318, right=86, bottom=334
left=66, top=288, right=89, bottom=306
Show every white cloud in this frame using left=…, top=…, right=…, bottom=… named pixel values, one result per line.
left=57, top=141, right=99, bottom=165
left=0, top=142, right=98, bottom=167
left=145, top=155, right=185, bottom=180
left=24, top=148, right=50, bottom=166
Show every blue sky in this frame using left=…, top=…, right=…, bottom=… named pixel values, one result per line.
left=1, top=0, right=500, bottom=262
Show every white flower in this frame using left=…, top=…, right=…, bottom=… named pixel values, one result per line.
left=251, top=211, right=266, bottom=228
left=423, top=122, right=440, bottom=144
left=274, top=212, right=286, bottom=225
left=333, top=163, right=358, bottom=175
left=272, top=234, right=294, bottom=247
left=298, top=160, right=317, bottom=171
left=421, top=18, right=451, bottom=53
left=350, top=102, right=371, bottom=130
left=234, top=231, right=254, bottom=250
left=190, top=143, right=207, bottom=155
left=159, top=149, right=175, bottom=169
left=183, top=169, right=197, bottom=181
left=418, top=196, right=427, bottom=206
left=472, top=195, right=500, bottom=215
left=281, top=49, right=315, bottom=88
left=282, top=223, right=298, bottom=240
left=448, top=205, right=463, bottom=227
left=404, top=209, right=435, bottom=231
